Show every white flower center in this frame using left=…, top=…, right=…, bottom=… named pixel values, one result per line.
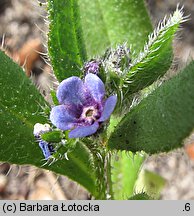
left=81, top=106, right=99, bottom=124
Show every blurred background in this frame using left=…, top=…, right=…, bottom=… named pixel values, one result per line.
left=0, top=0, right=194, bottom=200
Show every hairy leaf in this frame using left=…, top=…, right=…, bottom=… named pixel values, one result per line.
left=128, top=192, right=153, bottom=200
left=111, top=151, right=145, bottom=200
left=47, top=0, right=152, bottom=81
left=47, top=0, right=87, bottom=81
left=135, top=170, right=166, bottom=199
left=0, top=51, right=97, bottom=196
left=80, top=0, right=152, bottom=56
left=108, top=61, right=194, bottom=154
left=123, top=7, right=185, bottom=96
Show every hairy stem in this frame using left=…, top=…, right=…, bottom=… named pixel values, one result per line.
left=82, top=139, right=113, bottom=199
left=92, top=149, right=107, bottom=199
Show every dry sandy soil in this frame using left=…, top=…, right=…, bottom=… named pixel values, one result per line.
left=0, top=0, right=194, bottom=200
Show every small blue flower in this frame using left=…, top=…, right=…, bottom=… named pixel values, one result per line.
left=50, top=73, right=117, bottom=138
left=39, top=140, right=55, bottom=160
left=33, top=123, right=55, bottom=160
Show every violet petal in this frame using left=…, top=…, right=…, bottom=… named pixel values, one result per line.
left=69, top=122, right=99, bottom=138
left=50, top=105, right=77, bottom=130
left=98, top=95, right=117, bottom=122
left=57, top=76, right=87, bottom=105
left=84, top=73, right=105, bottom=102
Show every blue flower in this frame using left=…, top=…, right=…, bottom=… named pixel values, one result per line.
left=33, top=123, right=55, bottom=160
left=38, top=140, right=55, bottom=160
left=50, top=73, right=117, bottom=138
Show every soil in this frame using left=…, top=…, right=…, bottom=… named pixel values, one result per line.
left=0, top=0, right=194, bottom=200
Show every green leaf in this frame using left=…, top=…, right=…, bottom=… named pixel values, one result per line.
left=134, top=170, right=166, bottom=199
left=111, top=151, right=145, bottom=200
left=47, top=0, right=87, bottom=81
left=128, top=192, right=153, bottom=200
left=123, top=7, right=184, bottom=96
left=108, top=61, right=194, bottom=154
left=80, top=0, right=152, bottom=56
left=0, top=51, right=97, bottom=196
left=47, top=0, right=152, bottom=81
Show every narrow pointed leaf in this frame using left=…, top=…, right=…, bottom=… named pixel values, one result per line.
left=0, top=51, right=96, bottom=196
left=111, top=151, right=145, bottom=200
left=123, top=8, right=184, bottom=96
left=108, top=61, right=194, bottom=154
left=47, top=0, right=152, bottom=81
left=47, top=0, right=87, bottom=81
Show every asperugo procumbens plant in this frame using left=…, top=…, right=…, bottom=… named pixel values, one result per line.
left=0, top=0, right=193, bottom=200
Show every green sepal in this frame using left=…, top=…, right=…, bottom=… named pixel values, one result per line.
left=41, top=130, right=63, bottom=143
left=50, top=90, right=59, bottom=106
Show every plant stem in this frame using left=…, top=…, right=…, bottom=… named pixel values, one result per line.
left=105, top=151, right=114, bottom=199
left=92, top=149, right=107, bottom=199
left=80, top=137, right=114, bottom=199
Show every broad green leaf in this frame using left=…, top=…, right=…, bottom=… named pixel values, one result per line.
left=47, top=0, right=152, bottom=81
left=108, top=61, right=194, bottom=154
left=135, top=170, right=166, bottom=199
left=122, top=7, right=184, bottom=96
left=111, top=151, right=145, bottom=200
left=0, top=51, right=97, bottom=196
left=80, top=0, right=152, bottom=56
